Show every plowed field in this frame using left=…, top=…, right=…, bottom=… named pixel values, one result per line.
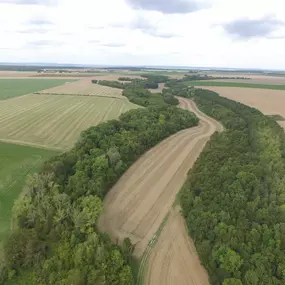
left=99, top=97, right=223, bottom=284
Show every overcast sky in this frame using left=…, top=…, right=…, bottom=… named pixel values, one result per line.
left=1, top=0, right=285, bottom=69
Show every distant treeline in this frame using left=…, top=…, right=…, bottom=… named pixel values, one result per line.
left=94, top=74, right=168, bottom=90
left=0, top=82, right=198, bottom=285
left=178, top=87, right=285, bottom=284
left=92, top=75, right=179, bottom=106
left=0, top=65, right=87, bottom=72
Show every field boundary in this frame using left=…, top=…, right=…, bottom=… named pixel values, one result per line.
left=137, top=212, right=170, bottom=285
left=186, top=80, right=285, bottom=90
left=0, top=138, right=62, bottom=151
left=34, top=92, right=126, bottom=100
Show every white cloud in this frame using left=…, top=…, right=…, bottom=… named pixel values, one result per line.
left=0, top=0, right=285, bottom=68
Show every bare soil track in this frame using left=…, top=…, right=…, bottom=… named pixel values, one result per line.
left=99, top=97, right=223, bottom=284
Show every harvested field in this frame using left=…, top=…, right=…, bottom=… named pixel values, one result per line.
left=201, top=86, right=285, bottom=118
left=38, top=79, right=123, bottom=98
left=0, top=71, right=37, bottom=78
left=99, top=98, right=222, bottom=284
left=145, top=207, right=209, bottom=285
left=0, top=94, right=138, bottom=149
left=0, top=78, right=75, bottom=100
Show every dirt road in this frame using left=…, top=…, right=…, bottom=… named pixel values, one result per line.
left=99, top=97, right=222, bottom=284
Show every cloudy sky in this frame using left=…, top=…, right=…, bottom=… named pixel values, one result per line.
left=1, top=0, right=285, bottom=69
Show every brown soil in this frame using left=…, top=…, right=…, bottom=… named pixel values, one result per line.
left=201, top=86, right=285, bottom=117
left=146, top=207, right=210, bottom=285
left=99, top=97, right=223, bottom=284
left=0, top=71, right=37, bottom=78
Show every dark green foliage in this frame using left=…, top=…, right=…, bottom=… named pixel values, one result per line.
left=91, top=80, right=125, bottom=89
left=0, top=87, right=198, bottom=284
left=140, top=74, right=169, bottom=83
left=180, top=88, right=285, bottom=285
left=118, top=77, right=133, bottom=81
left=92, top=75, right=167, bottom=90
left=267, top=114, right=285, bottom=121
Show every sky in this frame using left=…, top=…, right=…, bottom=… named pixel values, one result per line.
left=1, top=0, right=285, bottom=69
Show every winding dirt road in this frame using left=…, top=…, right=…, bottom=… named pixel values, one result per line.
left=99, top=97, right=223, bottom=284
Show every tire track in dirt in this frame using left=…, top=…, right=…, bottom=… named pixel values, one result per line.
left=99, top=97, right=223, bottom=284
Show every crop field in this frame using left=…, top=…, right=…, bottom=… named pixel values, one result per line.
left=145, top=207, right=209, bottom=285
left=201, top=86, right=285, bottom=117
left=186, top=80, right=285, bottom=90
left=99, top=98, right=222, bottom=284
left=38, top=79, right=123, bottom=98
left=0, top=142, right=57, bottom=240
left=0, top=94, right=138, bottom=149
left=0, top=79, right=76, bottom=100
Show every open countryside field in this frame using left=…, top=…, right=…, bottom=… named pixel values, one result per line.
left=0, top=142, right=57, bottom=240
left=0, top=79, right=75, bottom=100
left=99, top=98, right=223, bottom=284
left=201, top=86, right=285, bottom=116
left=38, top=79, right=123, bottom=98
left=186, top=80, right=285, bottom=90
left=145, top=207, right=209, bottom=285
left=0, top=94, right=138, bottom=150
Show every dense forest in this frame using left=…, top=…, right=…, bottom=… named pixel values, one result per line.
left=92, top=78, right=179, bottom=106
left=0, top=86, right=198, bottom=284
left=93, top=73, right=168, bottom=90
left=180, top=88, right=285, bottom=284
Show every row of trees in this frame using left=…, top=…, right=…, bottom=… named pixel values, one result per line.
left=0, top=86, right=199, bottom=284
left=180, top=88, right=285, bottom=284
left=92, top=79, right=179, bottom=106
left=93, top=74, right=169, bottom=91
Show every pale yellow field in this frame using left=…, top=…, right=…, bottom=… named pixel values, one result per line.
left=201, top=86, right=285, bottom=117
left=38, top=79, right=123, bottom=98
left=0, top=94, right=138, bottom=149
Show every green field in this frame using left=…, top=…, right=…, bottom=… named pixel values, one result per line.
left=0, top=142, right=58, bottom=240
left=185, top=80, right=285, bottom=90
left=0, top=79, right=76, bottom=100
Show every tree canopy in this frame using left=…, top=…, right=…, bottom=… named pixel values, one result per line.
left=180, top=88, right=285, bottom=284
left=0, top=85, right=198, bottom=284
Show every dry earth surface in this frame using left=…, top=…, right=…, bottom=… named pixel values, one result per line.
left=145, top=207, right=209, bottom=285
left=38, top=79, right=123, bottom=98
left=201, top=86, right=285, bottom=117
left=99, top=97, right=223, bottom=284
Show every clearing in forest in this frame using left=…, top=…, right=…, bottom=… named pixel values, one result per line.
left=0, top=94, right=138, bottom=150
left=0, top=142, right=57, bottom=240
left=0, top=79, right=75, bottom=100
left=99, top=98, right=222, bottom=284
left=38, top=79, right=123, bottom=98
